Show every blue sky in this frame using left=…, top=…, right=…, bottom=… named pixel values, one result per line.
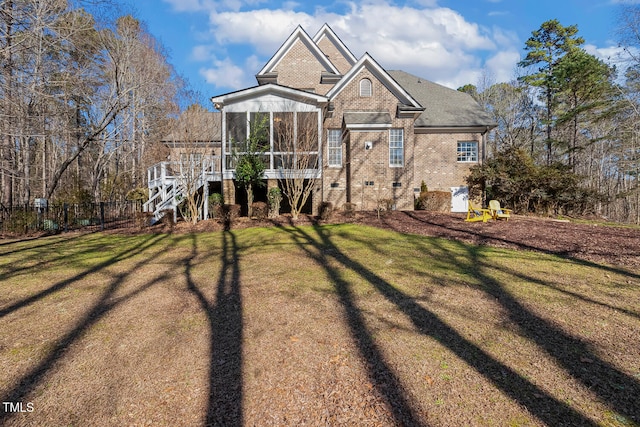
left=124, top=0, right=636, bottom=101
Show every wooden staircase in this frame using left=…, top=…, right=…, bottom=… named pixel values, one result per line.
left=143, top=156, right=222, bottom=222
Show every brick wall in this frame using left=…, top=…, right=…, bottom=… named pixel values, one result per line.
left=316, top=37, right=352, bottom=75
left=321, top=67, right=415, bottom=211
left=274, top=39, right=333, bottom=95
left=413, top=132, right=483, bottom=192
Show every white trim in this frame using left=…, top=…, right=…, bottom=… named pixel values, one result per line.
left=327, top=129, right=342, bottom=167
left=389, top=128, right=404, bottom=168
left=457, top=141, right=479, bottom=163
left=212, top=84, right=328, bottom=106
left=346, top=124, right=392, bottom=130
left=414, top=126, right=489, bottom=134
left=359, top=78, right=372, bottom=97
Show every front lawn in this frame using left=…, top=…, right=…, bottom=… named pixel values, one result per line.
left=0, top=225, right=638, bottom=426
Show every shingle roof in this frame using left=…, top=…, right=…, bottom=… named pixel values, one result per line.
left=162, top=111, right=222, bottom=143
left=343, top=111, right=392, bottom=126
left=388, top=70, right=496, bottom=129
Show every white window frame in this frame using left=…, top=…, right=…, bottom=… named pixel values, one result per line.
left=327, top=129, right=342, bottom=167
left=457, top=141, right=478, bottom=162
left=389, top=128, right=404, bottom=167
left=359, top=78, right=372, bottom=97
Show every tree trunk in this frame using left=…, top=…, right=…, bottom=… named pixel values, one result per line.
left=246, top=185, right=253, bottom=218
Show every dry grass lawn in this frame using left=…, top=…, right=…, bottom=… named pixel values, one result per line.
left=0, top=224, right=639, bottom=426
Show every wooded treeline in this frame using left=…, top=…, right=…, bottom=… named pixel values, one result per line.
left=3, top=1, right=640, bottom=224
left=463, top=12, right=640, bottom=223
left=0, top=0, right=180, bottom=208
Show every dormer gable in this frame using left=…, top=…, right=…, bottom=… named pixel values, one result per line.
left=326, top=53, right=424, bottom=118
left=256, top=25, right=340, bottom=89
left=312, top=24, right=357, bottom=75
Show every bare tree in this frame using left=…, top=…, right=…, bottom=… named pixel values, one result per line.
left=166, top=104, right=219, bottom=223
left=0, top=1, right=181, bottom=208
left=274, top=111, right=320, bottom=219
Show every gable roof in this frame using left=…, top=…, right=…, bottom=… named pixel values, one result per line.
left=388, top=70, right=496, bottom=130
left=325, top=53, right=423, bottom=109
left=312, top=24, right=357, bottom=68
left=257, top=25, right=340, bottom=78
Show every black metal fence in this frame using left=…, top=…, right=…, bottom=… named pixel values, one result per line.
left=0, top=201, right=144, bottom=235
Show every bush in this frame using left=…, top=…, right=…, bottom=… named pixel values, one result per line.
left=319, top=202, right=333, bottom=221
left=252, top=201, right=268, bottom=220
left=134, top=212, right=153, bottom=229
left=415, top=191, right=450, bottom=212
left=343, top=202, right=356, bottom=218
left=3, top=210, right=37, bottom=233
left=221, top=204, right=241, bottom=222
left=378, top=198, right=394, bottom=211
left=208, top=193, right=224, bottom=219
left=466, top=147, right=604, bottom=216
left=159, top=209, right=175, bottom=229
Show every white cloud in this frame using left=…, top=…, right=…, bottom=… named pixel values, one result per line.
left=199, top=57, right=254, bottom=89
left=485, top=49, right=521, bottom=83
left=174, top=0, right=530, bottom=91
left=488, top=10, right=509, bottom=17
left=191, top=45, right=215, bottom=62
left=209, top=9, right=316, bottom=54
left=585, top=43, right=629, bottom=64
left=407, top=0, right=439, bottom=7
left=202, top=2, right=503, bottom=88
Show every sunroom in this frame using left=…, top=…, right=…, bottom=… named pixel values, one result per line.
left=211, top=84, right=329, bottom=186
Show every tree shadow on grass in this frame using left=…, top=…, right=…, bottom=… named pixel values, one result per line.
left=0, top=233, right=102, bottom=283
left=457, top=241, right=640, bottom=424
left=0, top=234, right=166, bottom=320
left=0, top=233, right=173, bottom=423
left=282, top=226, right=428, bottom=426
left=287, top=224, right=600, bottom=426
left=185, top=232, right=243, bottom=427
left=343, top=224, right=640, bottom=424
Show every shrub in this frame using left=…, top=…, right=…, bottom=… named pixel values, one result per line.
left=252, top=201, right=268, bottom=220
left=134, top=212, right=153, bottom=229
left=208, top=193, right=224, bottom=219
left=415, top=191, right=450, bottom=212
left=343, top=202, right=356, bottom=218
left=319, top=202, right=333, bottom=221
left=466, top=147, right=604, bottom=216
left=126, top=188, right=149, bottom=202
left=221, top=204, right=241, bottom=222
left=3, top=210, right=37, bottom=234
left=159, top=209, right=175, bottom=229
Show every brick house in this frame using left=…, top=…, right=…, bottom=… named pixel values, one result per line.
left=145, top=24, right=495, bottom=219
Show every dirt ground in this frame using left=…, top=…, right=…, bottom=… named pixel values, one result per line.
left=167, top=210, right=640, bottom=268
